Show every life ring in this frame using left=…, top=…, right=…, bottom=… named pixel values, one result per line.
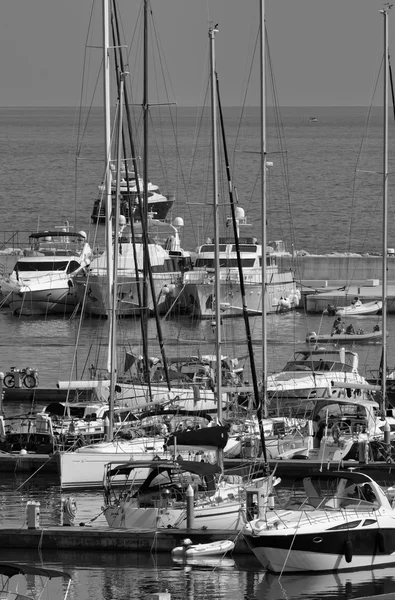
left=344, top=539, right=353, bottom=563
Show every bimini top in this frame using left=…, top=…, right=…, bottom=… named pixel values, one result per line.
left=0, top=562, right=71, bottom=579
left=106, top=457, right=221, bottom=480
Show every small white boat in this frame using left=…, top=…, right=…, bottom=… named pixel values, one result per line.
left=306, top=330, right=383, bottom=344
left=335, top=300, right=382, bottom=317
left=171, top=539, right=235, bottom=557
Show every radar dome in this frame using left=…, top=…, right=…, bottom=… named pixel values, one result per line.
left=118, top=215, right=127, bottom=225
left=235, top=207, right=245, bottom=220
left=173, top=217, right=184, bottom=228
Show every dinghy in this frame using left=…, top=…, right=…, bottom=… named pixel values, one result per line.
left=306, top=330, right=383, bottom=345
left=171, top=539, right=235, bottom=557
left=335, top=300, right=382, bottom=317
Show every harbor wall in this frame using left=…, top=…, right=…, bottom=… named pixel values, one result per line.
left=277, top=254, right=392, bottom=282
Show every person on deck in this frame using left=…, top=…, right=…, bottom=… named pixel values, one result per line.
left=351, top=296, right=362, bottom=307
left=326, top=303, right=337, bottom=316
left=332, top=317, right=345, bottom=335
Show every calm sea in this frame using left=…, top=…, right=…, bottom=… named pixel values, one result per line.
left=0, top=105, right=394, bottom=599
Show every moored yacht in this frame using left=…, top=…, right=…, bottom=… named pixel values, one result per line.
left=75, top=215, right=193, bottom=317
left=243, top=470, right=395, bottom=572
left=0, top=229, right=92, bottom=316
left=181, top=208, right=299, bottom=318
left=91, top=162, right=174, bottom=223
left=266, top=347, right=373, bottom=410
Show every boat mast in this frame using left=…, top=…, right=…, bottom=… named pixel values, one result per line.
left=380, top=4, right=391, bottom=414
left=209, top=24, right=223, bottom=467
left=109, top=73, right=125, bottom=441
left=141, top=0, right=151, bottom=386
left=103, top=0, right=113, bottom=352
left=260, top=0, right=268, bottom=420
left=103, top=0, right=115, bottom=440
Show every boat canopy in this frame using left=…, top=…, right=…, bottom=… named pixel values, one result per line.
left=106, top=458, right=221, bottom=480
left=165, top=425, right=229, bottom=450
left=0, top=562, right=71, bottom=580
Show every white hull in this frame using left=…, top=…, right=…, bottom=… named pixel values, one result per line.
left=75, top=273, right=180, bottom=317
left=58, top=440, right=218, bottom=489
left=8, top=287, right=79, bottom=315
left=59, top=440, right=167, bottom=489
left=0, top=234, right=91, bottom=315
left=105, top=499, right=246, bottom=530
left=250, top=546, right=395, bottom=573
left=182, top=271, right=298, bottom=318
left=335, top=301, right=382, bottom=317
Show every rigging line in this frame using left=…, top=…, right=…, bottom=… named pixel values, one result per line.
left=348, top=55, right=383, bottom=259
left=111, top=0, right=144, bottom=317
left=231, top=24, right=259, bottom=187
left=389, top=53, right=395, bottom=121
left=265, top=24, right=297, bottom=261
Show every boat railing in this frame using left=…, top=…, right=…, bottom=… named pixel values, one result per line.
left=0, top=230, right=32, bottom=252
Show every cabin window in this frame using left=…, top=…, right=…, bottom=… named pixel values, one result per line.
left=18, top=261, right=70, bottom=272
left=67, top=261, right=82, bottom=274
left=151, top=264, right=165, bottom=273
left=199, top=244, right=227, bottom=252
left=259, top=257, right=275, bottom=267
left=231, top=244, right=257, bottom=253
left=195, top=258, right=214, bottom=268
left=328, top=520, right=362, bottom=530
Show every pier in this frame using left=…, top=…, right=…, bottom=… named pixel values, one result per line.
left=300, top=281, right=394, bottom=313
left=0, top=526, right=250, bottom=554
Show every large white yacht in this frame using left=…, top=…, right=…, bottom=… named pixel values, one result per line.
left=181, top=207, right=299, bottom=318
left=75, top=215, right=192, bottom=317
left=0, top=229, right=92, bottom=316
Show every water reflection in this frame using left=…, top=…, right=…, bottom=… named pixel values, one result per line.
left=256, top=567, right=395, bottom=600
left=1, top=548, right=395, bottom=600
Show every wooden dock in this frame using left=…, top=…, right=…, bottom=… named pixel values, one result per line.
left=0, top=526, right=250, bottom=554
left=301, top=281, right=395, bottom=313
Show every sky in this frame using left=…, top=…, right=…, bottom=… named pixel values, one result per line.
left=0, top=0, right=392, bottom=107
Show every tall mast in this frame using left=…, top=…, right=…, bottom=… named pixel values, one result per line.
left=103, top=0, right=113, bottom=373
left=260, top=0, right=268, bottom=419
left=380, top=4, right=391, bottom=413
left=209, top=24, right=223, bottom=467
left=108, top=73, right=125, bottom=441
left=141, top=0, right=150, bottom=385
